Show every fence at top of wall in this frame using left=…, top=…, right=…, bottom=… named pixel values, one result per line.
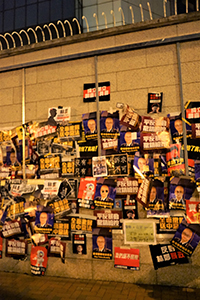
left=0, top=0, right=199, bottom=50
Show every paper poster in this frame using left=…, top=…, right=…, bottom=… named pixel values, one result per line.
left=30, top=245, right=48, bottom=276
left=2, top=220, right=23, bottom=238
left=82, top=112, right=98, bottom=140
left=171, top=219, right=200, bottom=256
left=147, top=92, right=163, bottom=114
left=48, top=237, right=66, bottom=263
left=92, top=228, right=112, bottom=260
left=0, top=236, right=2, bottom=258
left=114, top=247, right=140, bottom=270
left=186, top=200, right=200, bottom=224
left=70, top=217, right=93, bottom=233
left=120, top=105, right=140, bottom=130
left=124, top=220, right=156, bottom=244
left=83, top=82, right=110, bottom=102
left=6, top=239, right=28, bottom=259
left=92, top=156, right=107, bottom=177
left=50, top=220, right=70, bottom=240
left=34, top=208, right=54, bottom=234
left=77, top=177, right=96, bottom=209
left=48, top=107, right=71, bottom=124
left=141, top=116, right=168, bottom=132
left=72, top=234, right=87, bottom=255
left=122, top=196, right=138, bottom=219
left=100, top=111, right=120, bottom=139
left=94, top=210, right=122, bottom=228
left=136, top=177, right=151, bottom=208
left=149, top=243, right=188, bottom=270
left=191, top=123, right=200, bottom=139
left=119, top=131, right=140, bottom=154
left=169, top=177, right=195, bottom=210
left=94, top=182, right=116, bottom=209
left=58, top=122, right=82, bottom=140
left=106, top=154, right=128, bottom=176
left=74, top=158, right=92, bottom=177
left=159, top=217, right=184, bottom=232
left=116, top=178, right=138, bottom=195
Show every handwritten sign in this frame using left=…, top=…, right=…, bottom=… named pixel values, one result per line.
left=124, top=220, right=156, bottom=244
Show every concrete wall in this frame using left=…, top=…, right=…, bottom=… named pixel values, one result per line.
left=0, top=14, right=200, bottom=287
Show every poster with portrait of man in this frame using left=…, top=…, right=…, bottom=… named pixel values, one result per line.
left=100, top=111, right=120, bottom=139
left=119, top=131, right=140, bottom=154
left=77, top=177, right=96, bottom=209
left=34, top=207, right=54, bottom=234
left=82, top=112, right=98, bottom=141
left=122, top=195, right=138, bottom=220
left=186, top=200, right=200, bottom=224
left=168, top=113, right=192, bottom=144
left=94, top=181, right=116, bottom=209
left=133, top=154, right=154, bottom=177
left=146, top=179, right=169, bottom=218
left=171, top=219, right=200, bottom=256
left=169, top=177, right=196, bottom=211
left=92, top=228, right=112, bottom=260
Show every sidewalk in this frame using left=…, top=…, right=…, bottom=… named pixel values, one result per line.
left=0, top=271, right=199, bottom=300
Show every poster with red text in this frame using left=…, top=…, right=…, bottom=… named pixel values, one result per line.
left=30, top=245, right=48, bottom=276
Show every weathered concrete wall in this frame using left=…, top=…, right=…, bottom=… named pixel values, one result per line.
left=0, top=14, right=200, bottom=287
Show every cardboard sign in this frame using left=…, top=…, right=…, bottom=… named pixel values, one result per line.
left=124, top=220, right=156, bottom=245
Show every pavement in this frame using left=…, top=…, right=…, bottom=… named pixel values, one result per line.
left=0, top=271, right=199, bottom=300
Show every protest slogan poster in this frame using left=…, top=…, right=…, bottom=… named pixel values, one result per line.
left=114, top=247, right=140, bottom=270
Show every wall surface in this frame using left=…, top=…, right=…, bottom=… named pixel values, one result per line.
left=0, top=14, right=200, bottom=287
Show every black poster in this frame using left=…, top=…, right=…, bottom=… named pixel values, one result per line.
left=83, top=82, right=110, bottom=102
left=72, top=233, right=87, bottom=254
left=147, top=92, right=163, bottom=114
left=149, top=243, right=188, bottom=270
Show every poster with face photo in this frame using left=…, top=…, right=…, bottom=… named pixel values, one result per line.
left=72, top=234, right=87, bottom=255
left=133, top=155, right=154, bottom=177
left=119, top=131, right=140, bottom=154
left=34, top=207, right=54, bottom=234
left=48, top=107, right=71, bottom=124
left=147, top=179, right=169, bottom=218
left=168, top=113, right=192, bottom=144
left=82, top=112, right=97, bottom=140
left=147, top=92, right=163, bottom=114
left=94, top=182, right=116, bottom=209
left=100, top=111, right=120, bottom=139
left=169, top=177, right=195, bottom=210
left=122, top=196, right=138, bottom=220
left=171, top=219, right=200, bottom=256
left=92, top=228, right=112, bottom=260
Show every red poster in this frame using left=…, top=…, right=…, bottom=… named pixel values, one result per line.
left=0, top=236, right=3, bottom=259
left=114, top=247, right=139, bottom=270
left=30, top=245, right=48, bottom=276
left=186, top=200, right=200, bottom=224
